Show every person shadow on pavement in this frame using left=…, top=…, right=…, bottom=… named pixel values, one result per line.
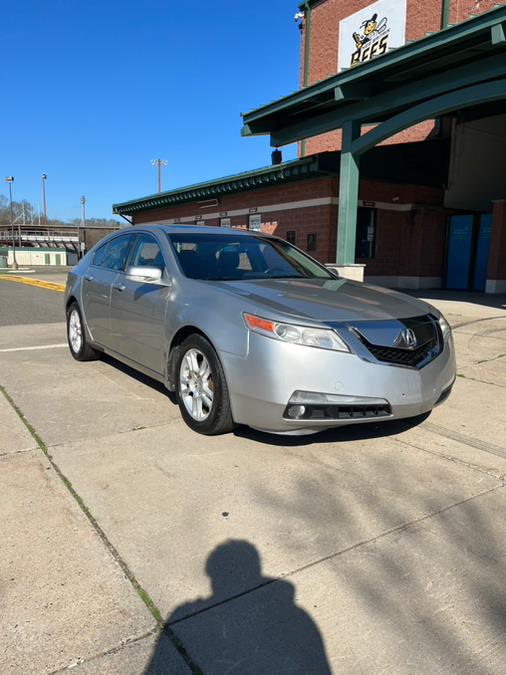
left=145, top=539, right=331, bottom=675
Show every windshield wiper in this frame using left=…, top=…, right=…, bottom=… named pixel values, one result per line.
left=268, top=275, right=304, bottom=279
left=206, top=276, right=240, bottom=281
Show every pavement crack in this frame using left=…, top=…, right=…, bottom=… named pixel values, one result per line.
left=456, top=372, right=506, bottom=389
left=169, top=483, right=504, bottom=628
left=423, top=422, right=506, bottom=461
left=48, top=627, right=159, bottom=673
left=0, top=383, right=201, bottom=675
left=476, top=353, right=506, bottom=365
left=391, top=435, right=505, bottom=480
left=0, top=446, right=37, bottom=457
left=452, top=316, right=506, bottom=330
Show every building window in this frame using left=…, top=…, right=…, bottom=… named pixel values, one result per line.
left=355, top=207, right=377, bottom=259
left=307, top=233, right=317, bottom=251
left=286, top=230, right=296, bottom=245
left=220, top=217, right=231, bottom=227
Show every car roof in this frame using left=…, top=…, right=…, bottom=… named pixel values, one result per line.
left=127, top=224, right=272, bottom=237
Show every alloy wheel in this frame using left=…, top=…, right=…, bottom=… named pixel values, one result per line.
left=69, top=309, right=83, bottom=354
left=179, top=348, right=214, bottom=421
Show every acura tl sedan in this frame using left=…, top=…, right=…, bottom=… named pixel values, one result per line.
left=65, top=225, right=456, bottom=435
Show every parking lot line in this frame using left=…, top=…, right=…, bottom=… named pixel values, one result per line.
left=0, top=343, right=68, bottom=353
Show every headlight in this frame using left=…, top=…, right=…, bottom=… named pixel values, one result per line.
left=438, top=314, right=452, bottom=342
left=243, top=313, right=350, bottom=353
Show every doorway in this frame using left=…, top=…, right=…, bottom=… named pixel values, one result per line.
left=445, top=213, right=492, bottom=291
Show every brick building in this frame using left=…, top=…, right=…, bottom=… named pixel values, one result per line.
left=114, top=1, right=506, bottom=292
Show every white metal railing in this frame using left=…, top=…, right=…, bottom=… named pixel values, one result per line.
left=0, top=229, right=78, bottom=242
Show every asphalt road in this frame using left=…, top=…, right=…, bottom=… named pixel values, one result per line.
left=0, top=281, right=65, bottom=326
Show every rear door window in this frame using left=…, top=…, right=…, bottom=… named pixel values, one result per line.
left=93, top=235, right=133, bottom=271
left=92, top=241, right=109, bottom=268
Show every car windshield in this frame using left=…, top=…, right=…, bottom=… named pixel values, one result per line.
left=168, top=233, right=333, bottom=281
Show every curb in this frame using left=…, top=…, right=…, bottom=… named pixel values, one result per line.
left=0, top=274, right=65, bottom=293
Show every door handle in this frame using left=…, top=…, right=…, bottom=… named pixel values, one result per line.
left=84, top=273, right=94, bottom=282
left=113, top=282, right=126, bottom=292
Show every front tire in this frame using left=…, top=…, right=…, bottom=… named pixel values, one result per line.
left=176, top=334, right=235, bottom=435
left=66, top=302, right=99, bottom=361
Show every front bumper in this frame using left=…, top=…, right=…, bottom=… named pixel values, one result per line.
left=220, top=331, right=456, bottom=434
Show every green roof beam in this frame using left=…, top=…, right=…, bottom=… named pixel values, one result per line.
left=491, top=21, right=506, bottom=44
left=271, top=51, right=506, bottom=146
left=334, top=83, right=371, bottom=101
left=352, top=77, right=506, bottom=157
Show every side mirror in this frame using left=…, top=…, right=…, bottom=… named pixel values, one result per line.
left=126, top=266, right=163, bottom=284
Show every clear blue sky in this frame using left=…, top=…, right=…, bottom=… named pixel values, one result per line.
left=2, top=1, right=301, bottom=221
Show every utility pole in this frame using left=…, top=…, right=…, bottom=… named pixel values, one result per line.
left=41, top=173, right=47, bottom=224
left=151, top=159, right=167, bottom=193
left=5, top=176, right=18, bottom=270
left=79, top=195, right=86, bottom=259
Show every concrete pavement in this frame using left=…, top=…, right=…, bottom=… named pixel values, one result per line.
left=0, top=449, right=163, bottom=674
left=0, top=283, right=505, bottom=673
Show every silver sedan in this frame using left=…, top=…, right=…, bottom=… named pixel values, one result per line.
left=65, top=225, right=456, bottom=435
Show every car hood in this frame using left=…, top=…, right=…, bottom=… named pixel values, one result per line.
left=209, top=278, right=432, bottom=322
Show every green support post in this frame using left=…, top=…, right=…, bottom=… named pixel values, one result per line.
left=336, top=120, right=361, bottom=265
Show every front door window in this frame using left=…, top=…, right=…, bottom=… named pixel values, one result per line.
left=128, top=234, right=166, bottom=272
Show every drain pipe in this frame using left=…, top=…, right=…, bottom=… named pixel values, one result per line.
left=300, top=1, right=312, bottom=157
left=302, top=1, right=311, bottom=88
left=441, top=0, right=450, bottom=29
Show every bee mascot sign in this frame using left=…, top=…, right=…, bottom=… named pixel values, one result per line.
left=338, top=0, right=407, bottom=71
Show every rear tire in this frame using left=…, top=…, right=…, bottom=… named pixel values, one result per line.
left=66, top=302, right=99, bottom=362
left=176, top=334, right=235, bottom=435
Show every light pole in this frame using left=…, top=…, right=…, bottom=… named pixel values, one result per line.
left=151, top=159, right=167, bottom=193
left=79, top=195, right=86, bottom=259
left=5, top=177, right=17, bottom=270
left=41, top=173, right=47, bottom=224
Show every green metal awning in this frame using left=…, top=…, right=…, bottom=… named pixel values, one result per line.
left=242, top=5, right=506, bottom=148
left=113, top=154, right=338, bottom=215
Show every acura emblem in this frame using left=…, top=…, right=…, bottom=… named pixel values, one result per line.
left=395, top=328, right=418, bottom=349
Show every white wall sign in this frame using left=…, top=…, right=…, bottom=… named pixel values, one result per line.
left=220, top=217, right=231, bottom=227
left=338, top=0, right=407, bottom=71
left=248, top=213, right=262, bottom=231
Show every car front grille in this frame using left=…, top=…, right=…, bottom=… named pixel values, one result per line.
left=354, top=315, right=442, bottom=369
left=362, top=337, right=439, bottom=368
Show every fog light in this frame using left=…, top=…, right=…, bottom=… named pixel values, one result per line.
left=287, top=404, right=306, bottom=419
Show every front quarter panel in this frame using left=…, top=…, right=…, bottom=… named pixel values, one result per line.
left=170, top=280, right=249, bottom=358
